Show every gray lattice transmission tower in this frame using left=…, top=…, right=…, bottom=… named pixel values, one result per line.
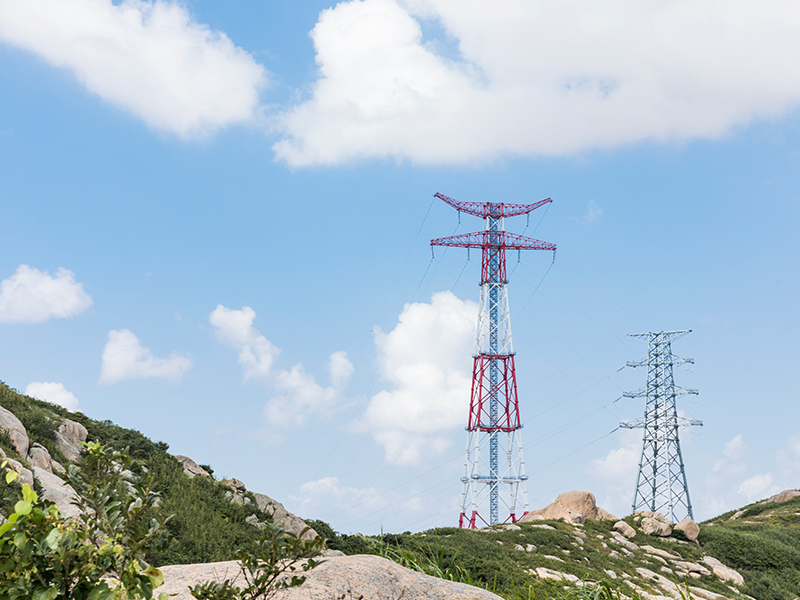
left=621, top=330, right=702, bottom=522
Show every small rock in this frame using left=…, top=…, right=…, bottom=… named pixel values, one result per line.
left=500, top=523, right=521, bottom=531
left=674, top=518, right=700, bottom=542
left=613, top=520, right=636, bottom=539
left=641, top=545, right=681, bottom=560
left=535, top=567, right=579, bottom=583
left=689, top=587, right=730, bottom=600
left=543, top=555, right=564, bottom=562
left=514, top=544, right=525, bottom=551
left=525, top=544, right=536, bottom=552
left=702, top=556, right=744, bottom=586
left=727, top=510, right=745, bottom=521
left=604, top=569, right=617, bottom=579
left=528, top=524, right=555, bottom=530
left=673, top=561, right=710, bottom=576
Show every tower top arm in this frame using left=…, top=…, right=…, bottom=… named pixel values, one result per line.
left=431, top=230, right=556, bottom=252
left=434, top=192, right=552, bottom=218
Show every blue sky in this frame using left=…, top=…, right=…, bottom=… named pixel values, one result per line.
left=1, top=0, right=799, bottom=533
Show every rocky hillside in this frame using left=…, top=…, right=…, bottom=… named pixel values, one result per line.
left=1, top=381, right=798, bottom=600
left=0, top=381, right=316, bottom=566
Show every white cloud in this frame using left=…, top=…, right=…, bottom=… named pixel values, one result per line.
left=99, top=328, right=192, bottom=384
left=275, top=0, right=800, bottom=166
left=710, top=434, right=747, bottom=476
left=24, top=381, right=79, bottom=411
left=0, top=0, right=266, bottom=138
left=357, top=291, right=476, bottom=465
left=209, top=305, right=353, bottom=434
left=209, top=305, right=281, bottom=380
left=579, top=200, right=603, bottom=224
left=587, top=428, right=641, bottom=516
left=737, top=474, right=778, bottom=502
left=0, top=264, right=93, bottom=323
left=290, top=476, right=387, bottom=515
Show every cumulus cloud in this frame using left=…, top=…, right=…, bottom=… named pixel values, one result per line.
left=587, top=428, right=641, bottom=516
left=737, top=473, right=779, bottom=502
left=100, top=328, right=192, bottom=384
left=209, top=305, right=281, bottom=380
left=290, top=477, right=386, bottom=515
left=24, top=381, right=79, bottom=411
left=357, top=291, right=476, bottom=465
left=0, top=0, right=266, bottom=137
left=275, top=0, right=800, bottom=166
left=0, top=264, right=93, bottom=323
left=209, top=305, right=353, bottom=433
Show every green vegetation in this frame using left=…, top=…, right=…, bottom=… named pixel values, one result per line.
left=700, top=496, right=800, bottom=600
left=0, top=443, right=171, bottom=600
left=3, top=380, right=800, bottom=599
left=0, top=442, right=322, bottom=600
left=189, top=524, right=324, bottom=600
left=0, top=382, right=270, bottom=567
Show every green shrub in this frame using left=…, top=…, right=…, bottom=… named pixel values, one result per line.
left=0, top=442, right=172, bottom=600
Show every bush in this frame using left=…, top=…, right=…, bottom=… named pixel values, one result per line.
left=0, top=442, right=172, bottom=600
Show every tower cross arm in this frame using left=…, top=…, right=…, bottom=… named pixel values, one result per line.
left=434, top=192, right=552, bottom=218
left=431, top=230, right=556, bottom=251
left=627, top=355, right=695, bottom=368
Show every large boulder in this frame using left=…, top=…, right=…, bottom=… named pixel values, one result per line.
left=0, top=406, right=29, bottom=457
left=253, top=492, right=317, bottom=540
left=674, top=517, right=700, bottom=542
left=760, top=489, right=800, bottom=504
left=33, top=467, right=80, bottom=518
left=519, top=490, right=613, bottom=525
left=157, top=555, right=503, bottom=600
left=172, top=455, right=210, bottom=478
left=55, top=419, right=88, bottom=463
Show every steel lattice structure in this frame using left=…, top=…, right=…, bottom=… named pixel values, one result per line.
left=621, top=330, right=702, bottom=522
left=430, top=192, right=555, bottom=527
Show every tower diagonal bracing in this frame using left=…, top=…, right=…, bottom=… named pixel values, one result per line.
left=621, top=330, right=702, bottom=522
left=430, top=193, right=555, bottom=528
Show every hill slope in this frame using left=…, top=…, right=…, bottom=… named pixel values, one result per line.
left=1, top=381, right=798, bottom=600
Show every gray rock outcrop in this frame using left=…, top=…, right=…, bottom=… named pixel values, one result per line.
left=760, top=489, right=800, bottom=504
left=0, top=405, right=29, bottom=457
left=55, top=419, right=88, bottom=462
left=519, top=490, right=616, bottom=525
left=173, top=455, right=210, bottom=478
left=28, top=443, right=55, bottom=472
left=157, top=555, right=503, bottom=600
left=33, top=467, right=80, bottom=518
left=253, top=492, right=317, bottom=540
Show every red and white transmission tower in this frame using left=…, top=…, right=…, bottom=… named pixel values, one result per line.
left=431, top=192, right=555, bottom=528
